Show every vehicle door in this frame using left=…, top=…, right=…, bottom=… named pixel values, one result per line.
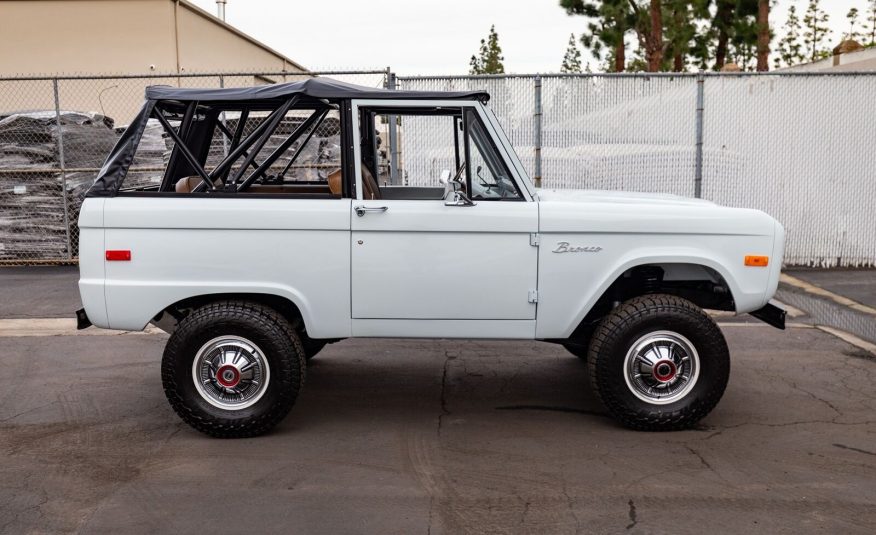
left=349, top=100, right=538, bottom=320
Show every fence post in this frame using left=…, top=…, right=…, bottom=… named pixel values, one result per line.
left=219, top=75, right=229, bottom=158
left=533, top=75, right=543, bottom=189
left=694, top=71, right=705, bottom=198
left=384, top=68, right=400, bottom=185
left=53, top=78, right=73, bottom=261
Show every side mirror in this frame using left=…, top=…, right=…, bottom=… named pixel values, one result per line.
left=444, top=190, right=476, bottom=207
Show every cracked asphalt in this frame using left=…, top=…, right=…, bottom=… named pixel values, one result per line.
left=1, top=268, right=875, bottom=533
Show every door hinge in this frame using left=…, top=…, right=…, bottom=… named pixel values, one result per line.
left=529, top=233, right=540, bottom=247
left=528, top=290, right=539, bottom=303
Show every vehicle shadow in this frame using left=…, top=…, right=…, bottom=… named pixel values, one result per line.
left=284, top=338, right=608, bottom=432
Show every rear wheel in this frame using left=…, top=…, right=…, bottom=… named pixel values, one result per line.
left=587, top=294, right=730, bottom=431
left=161, top=301, right=306, bottom=438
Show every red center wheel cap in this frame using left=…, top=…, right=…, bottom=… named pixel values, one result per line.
left=216, top=364, right=241, bottom=388
left=653, top=360, right=677, bottom=382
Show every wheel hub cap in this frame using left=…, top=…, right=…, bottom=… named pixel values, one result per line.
left=652, top=360, right=677, bottom=382
left=215, top=364, right=241, bottom=388
left=623, top=330, right=700, bottom=405
left=192, top=336, right=270, bottom=410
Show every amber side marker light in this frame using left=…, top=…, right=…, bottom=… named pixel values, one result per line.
left=744, top=255, right=769, bottom=267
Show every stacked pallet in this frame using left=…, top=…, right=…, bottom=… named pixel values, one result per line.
left=123, top=118, right=173, bottom=190
left=0, top=111, right=118, bottom=261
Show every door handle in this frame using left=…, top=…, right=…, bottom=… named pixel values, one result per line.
left=354, top=205, right=389, bottom=217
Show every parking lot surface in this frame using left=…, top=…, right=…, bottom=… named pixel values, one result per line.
left=1, top=268, right=875, bottom=534
left=786, top=268, right=876, bottom=309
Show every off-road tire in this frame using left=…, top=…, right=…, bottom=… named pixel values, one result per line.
left=587, top=294, right=730, bottom=431
left=161, top=301, right=306, bottom=438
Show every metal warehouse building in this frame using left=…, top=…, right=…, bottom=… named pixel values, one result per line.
left=0, top=0, right=305, bottom=76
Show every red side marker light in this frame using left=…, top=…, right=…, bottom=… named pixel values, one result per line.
left=106, top=250, right=131, bottom=261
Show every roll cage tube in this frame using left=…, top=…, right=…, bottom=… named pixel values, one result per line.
left=160, top=100, right=198, bottom=188
left=152, top=106, right=216, bottom=190
left=155, top=100, right=293, bottom=192
left=222, top=97, right=298, bottom=191
left=235, top=108, right=329, bottom=191
left=276, top=109, right=329, bottom=181
left=151, top=95, right=337, bottom=193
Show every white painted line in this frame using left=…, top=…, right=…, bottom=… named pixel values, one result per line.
left=717, top=321, right=813, bottom=329
left=773, top=299, right=805, bottom=318
left=781, top=274, right=876, bottom=316
left=0, top=318, right=164, bottom=337
left=816, top=326, right=876, bottom=356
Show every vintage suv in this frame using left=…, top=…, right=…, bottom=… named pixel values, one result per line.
left=76, top=78, right=785, bottom=438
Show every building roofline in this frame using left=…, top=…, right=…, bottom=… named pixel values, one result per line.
left=174, top=0, right=308, bottom=72
left=779, top=45, right=876, bottom=72
left=8, top=0, right=308, bottom=72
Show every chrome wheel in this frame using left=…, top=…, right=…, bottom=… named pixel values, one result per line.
left=192, top=335, right=270, bottom=410
left=623, top=330, right=700, bottom=405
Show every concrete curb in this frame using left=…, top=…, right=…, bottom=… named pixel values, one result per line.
left=781, top=273, right=876, bottom=316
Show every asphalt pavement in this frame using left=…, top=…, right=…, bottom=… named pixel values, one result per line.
left=0, top=267, right=874, bottom=534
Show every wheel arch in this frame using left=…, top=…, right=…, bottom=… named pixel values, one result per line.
left=151, top=291, right=311, bottom=335
left=564, top=257, right=739, bottom=342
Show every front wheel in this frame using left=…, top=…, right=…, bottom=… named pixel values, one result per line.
left=161, top=301, right=306, bottom=438
left=587, top=295, right=730, bottom=431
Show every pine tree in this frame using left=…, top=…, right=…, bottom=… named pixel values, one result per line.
left=629, top=0, right=665, bottom=72
left=847, top=7, right=862, bottom=42
left=755, top=0, right=770, bottom=71
left=712, top=0, right=736, bottom=69
left=802, top=0, right=831, bottom=61
left=469, top=25, right=505, bottom=75
left=710, top=0, right=759, bottom=71
left=561, top=0, right=633, bottom=72
left=775, top=4, right=805, bottom=68
left=663, top=0, right=711, bottom=72
left=561, top=34, right=584, bottom=72
left=866, top=1, right=876, bottom=45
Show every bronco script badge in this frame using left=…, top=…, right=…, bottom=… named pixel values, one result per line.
left=552, top=241, right=602, bottom=253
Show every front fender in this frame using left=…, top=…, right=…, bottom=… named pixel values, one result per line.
left=535, top=233, right=774, bottom=339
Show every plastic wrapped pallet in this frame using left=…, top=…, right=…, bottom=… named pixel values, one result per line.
left=0, top=111, right=119, bottom=261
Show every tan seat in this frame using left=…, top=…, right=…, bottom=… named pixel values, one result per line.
left=175, top=176, right=221, bottom=193
left=360, top=164, right=381, bottom=200
left=327, top=169, right=342, bottom=197
left=326, top=165, right=381, bottom=199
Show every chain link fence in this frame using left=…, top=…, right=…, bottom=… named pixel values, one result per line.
left=1, top=70, right=874, bottom=266
left=398, top=72, right=876, bottom=267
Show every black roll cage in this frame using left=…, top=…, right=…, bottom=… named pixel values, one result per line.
left=86, top=78, right=490, bottom=198
left=151, top=95, right=337, bottom=194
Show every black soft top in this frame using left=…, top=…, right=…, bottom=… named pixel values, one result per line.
left=87, top=77, right=491, bottom=197
left=145, top=77, right=489, bottom=103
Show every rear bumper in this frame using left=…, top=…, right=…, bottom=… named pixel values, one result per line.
left=750, top=302, right=786, bottom=330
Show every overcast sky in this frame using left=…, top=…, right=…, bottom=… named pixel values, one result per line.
left=188, top=0, right=867, bottom=75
